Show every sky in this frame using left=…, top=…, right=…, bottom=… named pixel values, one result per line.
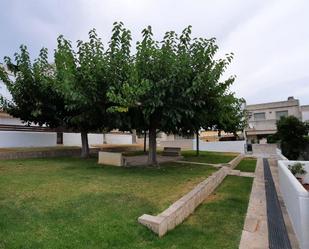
left=0, top=0, right=309, bottom=105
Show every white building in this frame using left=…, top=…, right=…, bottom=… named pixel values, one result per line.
left=301, top=105, right=309, bottom=122
left=245, top=97, right=308, bottom=143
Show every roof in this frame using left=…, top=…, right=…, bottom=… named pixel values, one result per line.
left=246, top=98, right=299, bottom=111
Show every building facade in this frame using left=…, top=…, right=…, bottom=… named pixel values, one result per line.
left=245, top=97, right=306, bottom=143
left=301, top=105, right=309, bottom=122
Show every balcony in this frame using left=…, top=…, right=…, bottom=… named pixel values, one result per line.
left=245, top=119, right=277, bottom=135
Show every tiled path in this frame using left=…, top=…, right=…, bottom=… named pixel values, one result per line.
left=268, top=159, right=300, bottom=249
left=239, top=158, right=269, bottom=249
left=263, top=158, right=292, bottom=249
left=239, top=157, right=300, bottom=249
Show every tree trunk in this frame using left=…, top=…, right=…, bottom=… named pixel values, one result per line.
left=148, top=126, right=157, bottom=165
left=143, top=130, right=147, bottom=153
left=132, top=129, right=137, bottom=144
left=103, top=132, right=107, bottom=144
left=196, top=130, right=199, bottom=156
left=81, top=132, right=90, bottom=158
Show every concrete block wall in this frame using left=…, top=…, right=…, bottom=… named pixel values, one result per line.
left=63, top=133, right=133, bottom=146
left=158, top=139, right=194, bottom=150
left=0, top=131, right=57, bottom=148
left=228, top=154, right=245, bottom=169
left=193, top=140, right=246, bottom=153
left=138, top=166, right=230, bottom=236
left=278, top=160, right=309, bottom=249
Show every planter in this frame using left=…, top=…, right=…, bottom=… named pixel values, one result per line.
left=278, top=160, right=309, bottom=249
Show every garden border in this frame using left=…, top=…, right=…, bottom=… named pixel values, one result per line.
left=138, top=153, right=244, bottom=236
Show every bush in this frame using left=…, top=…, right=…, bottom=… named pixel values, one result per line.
left=288, top=162, right=307, bottom=176
left=267, top=134, right=279, bottom=144
left=276, top=116, right=308, bottom=160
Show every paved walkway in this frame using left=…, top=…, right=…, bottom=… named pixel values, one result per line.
left=239, top=157, right=269, bottom=249
left=124, top=155, right=182, bottom=166
left=263, top=158, right=292, bottom=249
left=228, top=169, right=255, bottom=178
left=239, top=157, right=300, bottom=249
left=175, top=160, right=222, bottom=168
left=268, top=159, right=300, bottom=249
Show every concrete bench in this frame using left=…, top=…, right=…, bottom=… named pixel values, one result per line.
left=162, top=147, right=181, bottom=157
left=98, top=151, right=124, bottom=166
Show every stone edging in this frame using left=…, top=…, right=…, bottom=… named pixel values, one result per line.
left=138, top=153, right=245, bottom=237
left=138, top=166, right=230, bottom=237
left=226, top=153, right=244, bottom=169
left=0, top=148, right=99, bottom=160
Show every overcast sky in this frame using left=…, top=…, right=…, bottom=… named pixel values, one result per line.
left=1, top=0, right=308, bottom=105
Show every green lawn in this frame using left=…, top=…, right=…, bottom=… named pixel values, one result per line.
left=0, top=157, right=251, bottom=249
left=182, top=150, right=238, bottom=164
left=235, top=158, right=257, bottom=172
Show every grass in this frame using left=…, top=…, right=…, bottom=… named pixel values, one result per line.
left=182, top=150, right=238, bottom=164
left=173, top=176, right=253, bottom=249
left=235, top=158, right=257, bottom=172
left=0, top=157, right=252, bottom=249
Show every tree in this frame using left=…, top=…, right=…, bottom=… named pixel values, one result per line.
left=53, top=29, right=112, bottom=157
left=215, top=94, right=246, bottom=137
left=126, top=26, right=237, bottom=164
left=0, top=46, right=67, bottom=129
left=275, top=116, right=308, bottom=159
left=175, top=36, right=238, bottom=156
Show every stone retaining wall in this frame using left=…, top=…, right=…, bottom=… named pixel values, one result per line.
left=138, top=166, right=230, bottom=237
left=0, top=148, right=99, bottom=160
left=228, top=153, right=245, bottom=169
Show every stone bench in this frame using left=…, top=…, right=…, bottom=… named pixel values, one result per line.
left=98, top=151, right=124, bottom=166
left=162, top=147, right=181, bottom=157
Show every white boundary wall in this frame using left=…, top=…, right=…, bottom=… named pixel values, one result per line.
left=0, top=131, right=56, bottom=147
left=158, top=139, right=194, bottom=150
left=278, top=160, right=309, bottom=249
left=193, top=139, right=245, bottom=153
left=105, top=133, right=133, bottom=144
left=63, top=133, right=103, bottom=146
left=0, top=132, right=133, bottom=148
left=63, top=133, right=133, bottom=146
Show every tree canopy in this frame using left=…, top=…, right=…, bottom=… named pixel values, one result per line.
left=111, top=25, right=241, bottom=163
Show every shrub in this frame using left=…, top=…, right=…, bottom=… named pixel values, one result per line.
left=275, top=116, right=308, bottom=160
left=288, top=162, right=307, bottom=176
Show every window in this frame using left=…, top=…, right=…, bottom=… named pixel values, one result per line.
left=254, top=112, right=266, bottom=121
left=276, top=110, right=288, bottom=120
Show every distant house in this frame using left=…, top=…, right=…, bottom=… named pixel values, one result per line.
left=301, top=105, right=309, bottom=122
left=244, top=96, right=307, bottom=144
